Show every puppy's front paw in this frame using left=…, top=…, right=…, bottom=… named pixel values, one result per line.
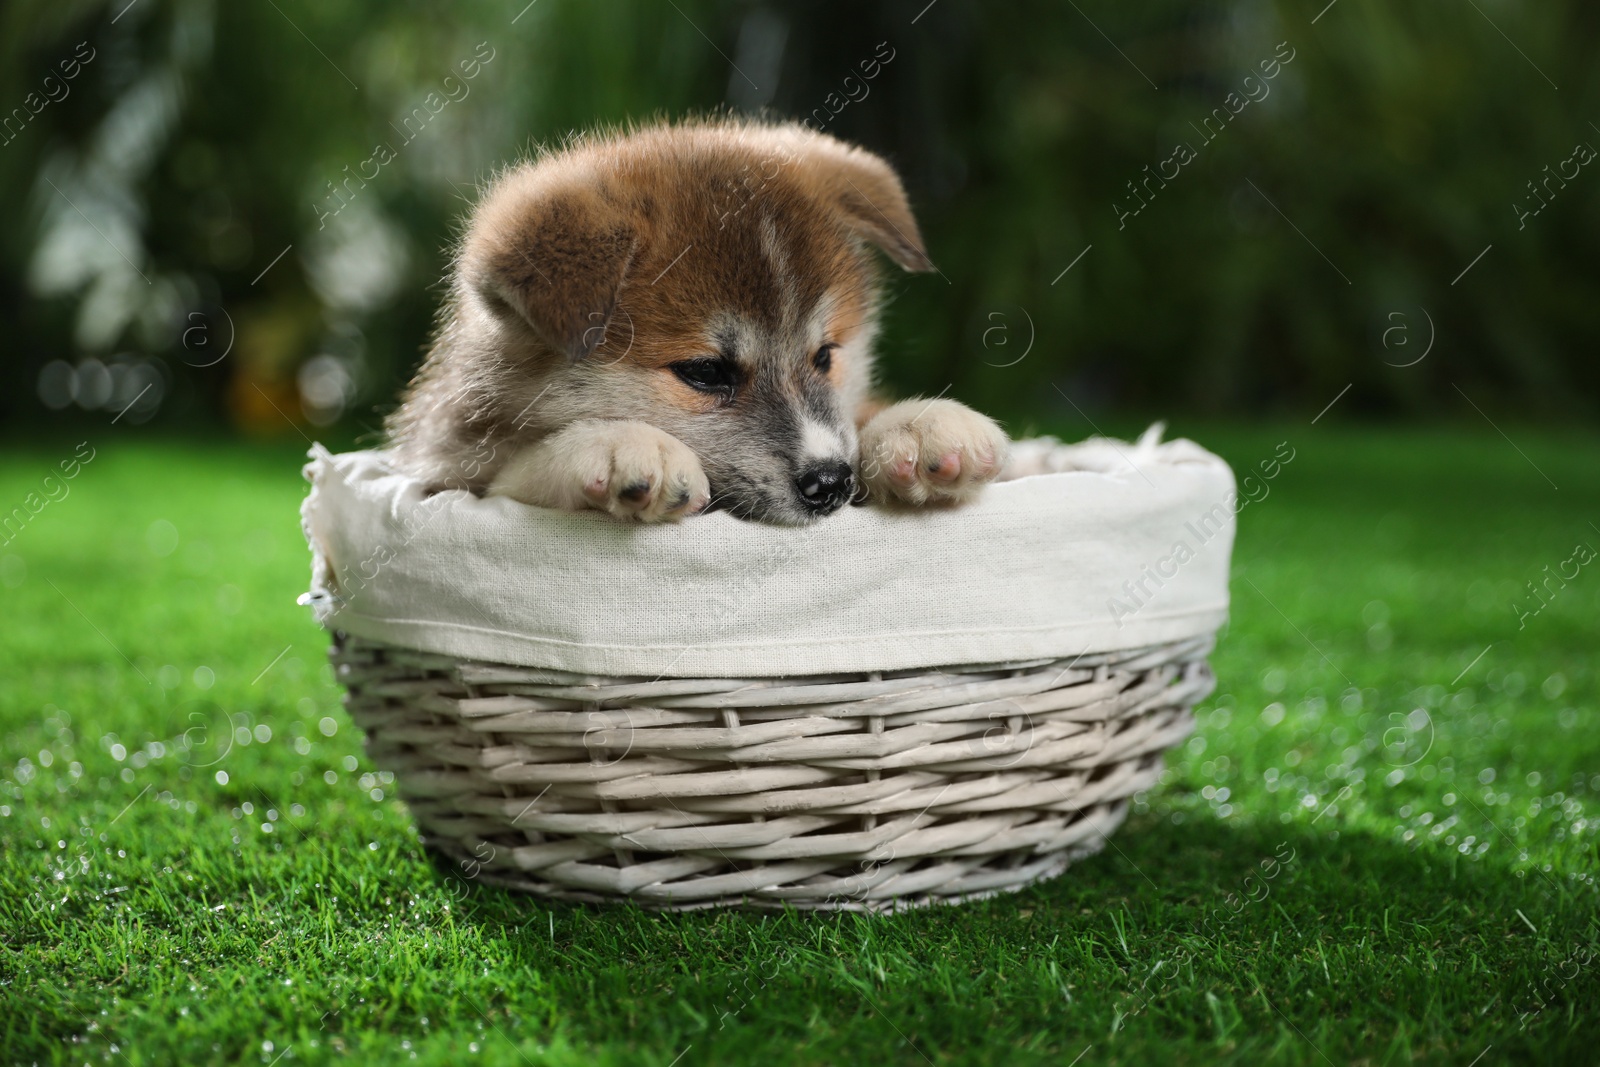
left=859, top=398, right=1009, bottom=508
left=488, top=420, right=711, bottom=523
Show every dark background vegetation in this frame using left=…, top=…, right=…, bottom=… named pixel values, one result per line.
left=2, top=0, right=1597, bottom=438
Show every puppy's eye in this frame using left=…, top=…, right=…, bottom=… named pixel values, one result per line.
left=670, top=358, right=736, bottom=394
left=812, top=344, right=836, bottom=373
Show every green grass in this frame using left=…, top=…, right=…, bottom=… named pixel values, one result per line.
left=2, top=423, right=1598, bottom=1066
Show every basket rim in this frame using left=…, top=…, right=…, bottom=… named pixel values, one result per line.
left=302, top=434, right=1236, bottom=678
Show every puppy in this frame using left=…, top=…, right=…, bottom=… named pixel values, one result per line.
left=386, top=118, right=1008, bottom=524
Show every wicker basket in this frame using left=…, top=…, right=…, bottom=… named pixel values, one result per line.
left=332, top=632, right=1212, bottom=911
left=304, top=432, right=1234, bottom=911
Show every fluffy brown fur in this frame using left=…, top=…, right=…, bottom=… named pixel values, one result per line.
left=386, top=117, right=1007, bottom=524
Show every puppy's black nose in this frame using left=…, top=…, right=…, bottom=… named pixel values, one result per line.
left=795, top=462, right=855, bottom=515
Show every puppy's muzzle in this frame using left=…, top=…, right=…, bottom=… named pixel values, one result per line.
left=795, top=461, right=855, bottom=517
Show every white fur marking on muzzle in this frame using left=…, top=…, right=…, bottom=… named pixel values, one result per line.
left=799, top=418, right=847, bottom=462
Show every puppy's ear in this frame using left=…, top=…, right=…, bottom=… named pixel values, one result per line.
left=796, top=140, right=935, bottom=273
left=467, top=177, right=637, bottom=360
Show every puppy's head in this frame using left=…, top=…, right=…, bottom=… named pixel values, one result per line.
left=459, top=120, right=935, bottom=524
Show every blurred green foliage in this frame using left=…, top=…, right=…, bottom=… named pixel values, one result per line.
left=1, top=0, right=1597, bottom=436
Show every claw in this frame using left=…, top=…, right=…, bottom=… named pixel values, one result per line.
left=927, top=451, right=962, bottom=483
left=581, top=475, right=610, bottom=505
left=617, top=479, right=653, bottom=504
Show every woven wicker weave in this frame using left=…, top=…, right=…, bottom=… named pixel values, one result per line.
left=331, top=631, right=1214, bottom=911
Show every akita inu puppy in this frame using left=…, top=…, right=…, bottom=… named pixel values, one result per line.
left=387, top=118, right=1008, bottom=524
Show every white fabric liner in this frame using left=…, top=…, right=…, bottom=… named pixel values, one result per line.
left=300, top=428, right=1235, bottom=678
